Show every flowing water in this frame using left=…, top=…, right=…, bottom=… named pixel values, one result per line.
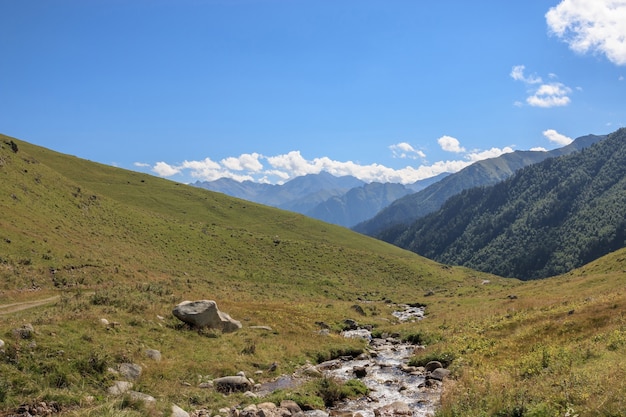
left=258, top=305, right=441, bottom=416
left=324, top=335, right=439, bottom=417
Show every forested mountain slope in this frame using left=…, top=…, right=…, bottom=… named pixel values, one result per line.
left=354, top=134, right=604, bottom=236
left=387, top=128, right=626, bottom=280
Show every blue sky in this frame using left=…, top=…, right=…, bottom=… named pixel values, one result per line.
left=2, top=0, right=625, bottom=184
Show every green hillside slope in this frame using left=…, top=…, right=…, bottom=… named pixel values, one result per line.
left=1, top=134, right=625, bottom=417
left=390, top=128, right=626, bottom=280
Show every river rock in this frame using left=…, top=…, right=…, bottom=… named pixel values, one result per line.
left=424, top=361, right=443, bottom=372
left=374, top=401, right=412, bottom=416
left=173, top=300, right=242, bottom=332
left=353, top=366, right=367, bottom=378
left=428, top=368, right=451, bottom=381
left=304, top=411, right=329, bottom=417
left=280, top=400, right=302, bottom=415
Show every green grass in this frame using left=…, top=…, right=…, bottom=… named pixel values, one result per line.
left=1, top=133, right=625, bottom=416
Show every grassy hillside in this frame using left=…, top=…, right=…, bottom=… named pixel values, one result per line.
left=1, top=134, right=625, bottom=416
left=391, top=128, right=626, bottom=280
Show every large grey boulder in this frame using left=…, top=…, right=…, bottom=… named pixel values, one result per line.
left=173, top=300, right=242, bottom=332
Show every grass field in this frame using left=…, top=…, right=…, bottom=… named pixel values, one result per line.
left=1, top=134, right=625, bottom=416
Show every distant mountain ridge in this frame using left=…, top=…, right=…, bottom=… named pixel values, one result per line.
left=353, top=133, right=605, bottom=236
left=385, top=128, right=625, bottom=280
left=194, top=171, right=448, bottom=228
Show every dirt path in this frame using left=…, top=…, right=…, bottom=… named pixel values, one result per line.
left=0, top=295, right=60, bottom=315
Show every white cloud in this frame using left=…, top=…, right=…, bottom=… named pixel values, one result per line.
left=134, top=162, right=150, bottom=168
left=531, top=147, right=549, bottom=152
left=153, top=161, right=181, bottom=177
left=438, top=135, right=466, bottom=153
left=389, top=142, right=426, bottom=159
left=510, top=65, right=543, bottom=84
left=466, top=147, right=515, bottom=162
left=526, top=82, right=572, bottom=107
left=148, top=139, right=523, bottom=185
left=620, top=75, right=624, bottom=81
left=220, top=153, right=263, bottom=171
left=511, top=65, right=573, bottom=108
left=546, top=0, right=626, bottom=66
left=543, top=129, right=573, bottom=145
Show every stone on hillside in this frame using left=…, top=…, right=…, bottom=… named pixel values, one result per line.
left=0, top=339, right=5, bottom=351
left=129, top=391, right=156, bottom=406
left=108, top=381, right=133, bottom=395
left=119, top=363, right=142, bottom=381
left=172, top=300, right=242, bottom=332
left=146, top=349, right=162, bottom=361
left=171, top=404, right=190, bottom=417
left=13, top=323, right=34, bottom=339
left=214, top=375, right=253, bottom=393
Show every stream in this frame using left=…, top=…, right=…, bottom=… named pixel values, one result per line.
left=258, top=304, right=441, bottom=417
left=325, top=333, right=439, bottom=416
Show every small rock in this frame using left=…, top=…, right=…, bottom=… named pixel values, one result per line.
left=280, top=400, right=302, bottom=415
left=374, top=401, right=412, bottom=416
left=343, top=319, right=358, bottom=330
left=172, top=404, right=190, bottom=417
left=353, top=366, right=367, bottom=378
left=316, top=359, right=342, bottom=371
left=129, top=391, right=156, bottom=406
left=304, top=411, right=330, bottom=417
left=119, top=363, right=142, bottom=381
left=428, top=368, right=451, bottom=381
left=214, top=376, right=252, bottom=393
left=301, top=365, right=323, bottom=378
left=146, top=349, right=162, bottom=361
left=424, top=361, right=443, bottom=372
left=108, top=381, right=133, bottom=395
left=250, top=325, right=273, bottom=331
left=13, top=324, right=34, bottom=339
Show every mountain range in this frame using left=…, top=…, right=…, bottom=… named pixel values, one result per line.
left=353, top=133, right=605, bottom=236
left=194, top=171, right=447, bottom=228
left=386, top=128, right=626, bottom=280
left=195, top=134, right=603, bottom=231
